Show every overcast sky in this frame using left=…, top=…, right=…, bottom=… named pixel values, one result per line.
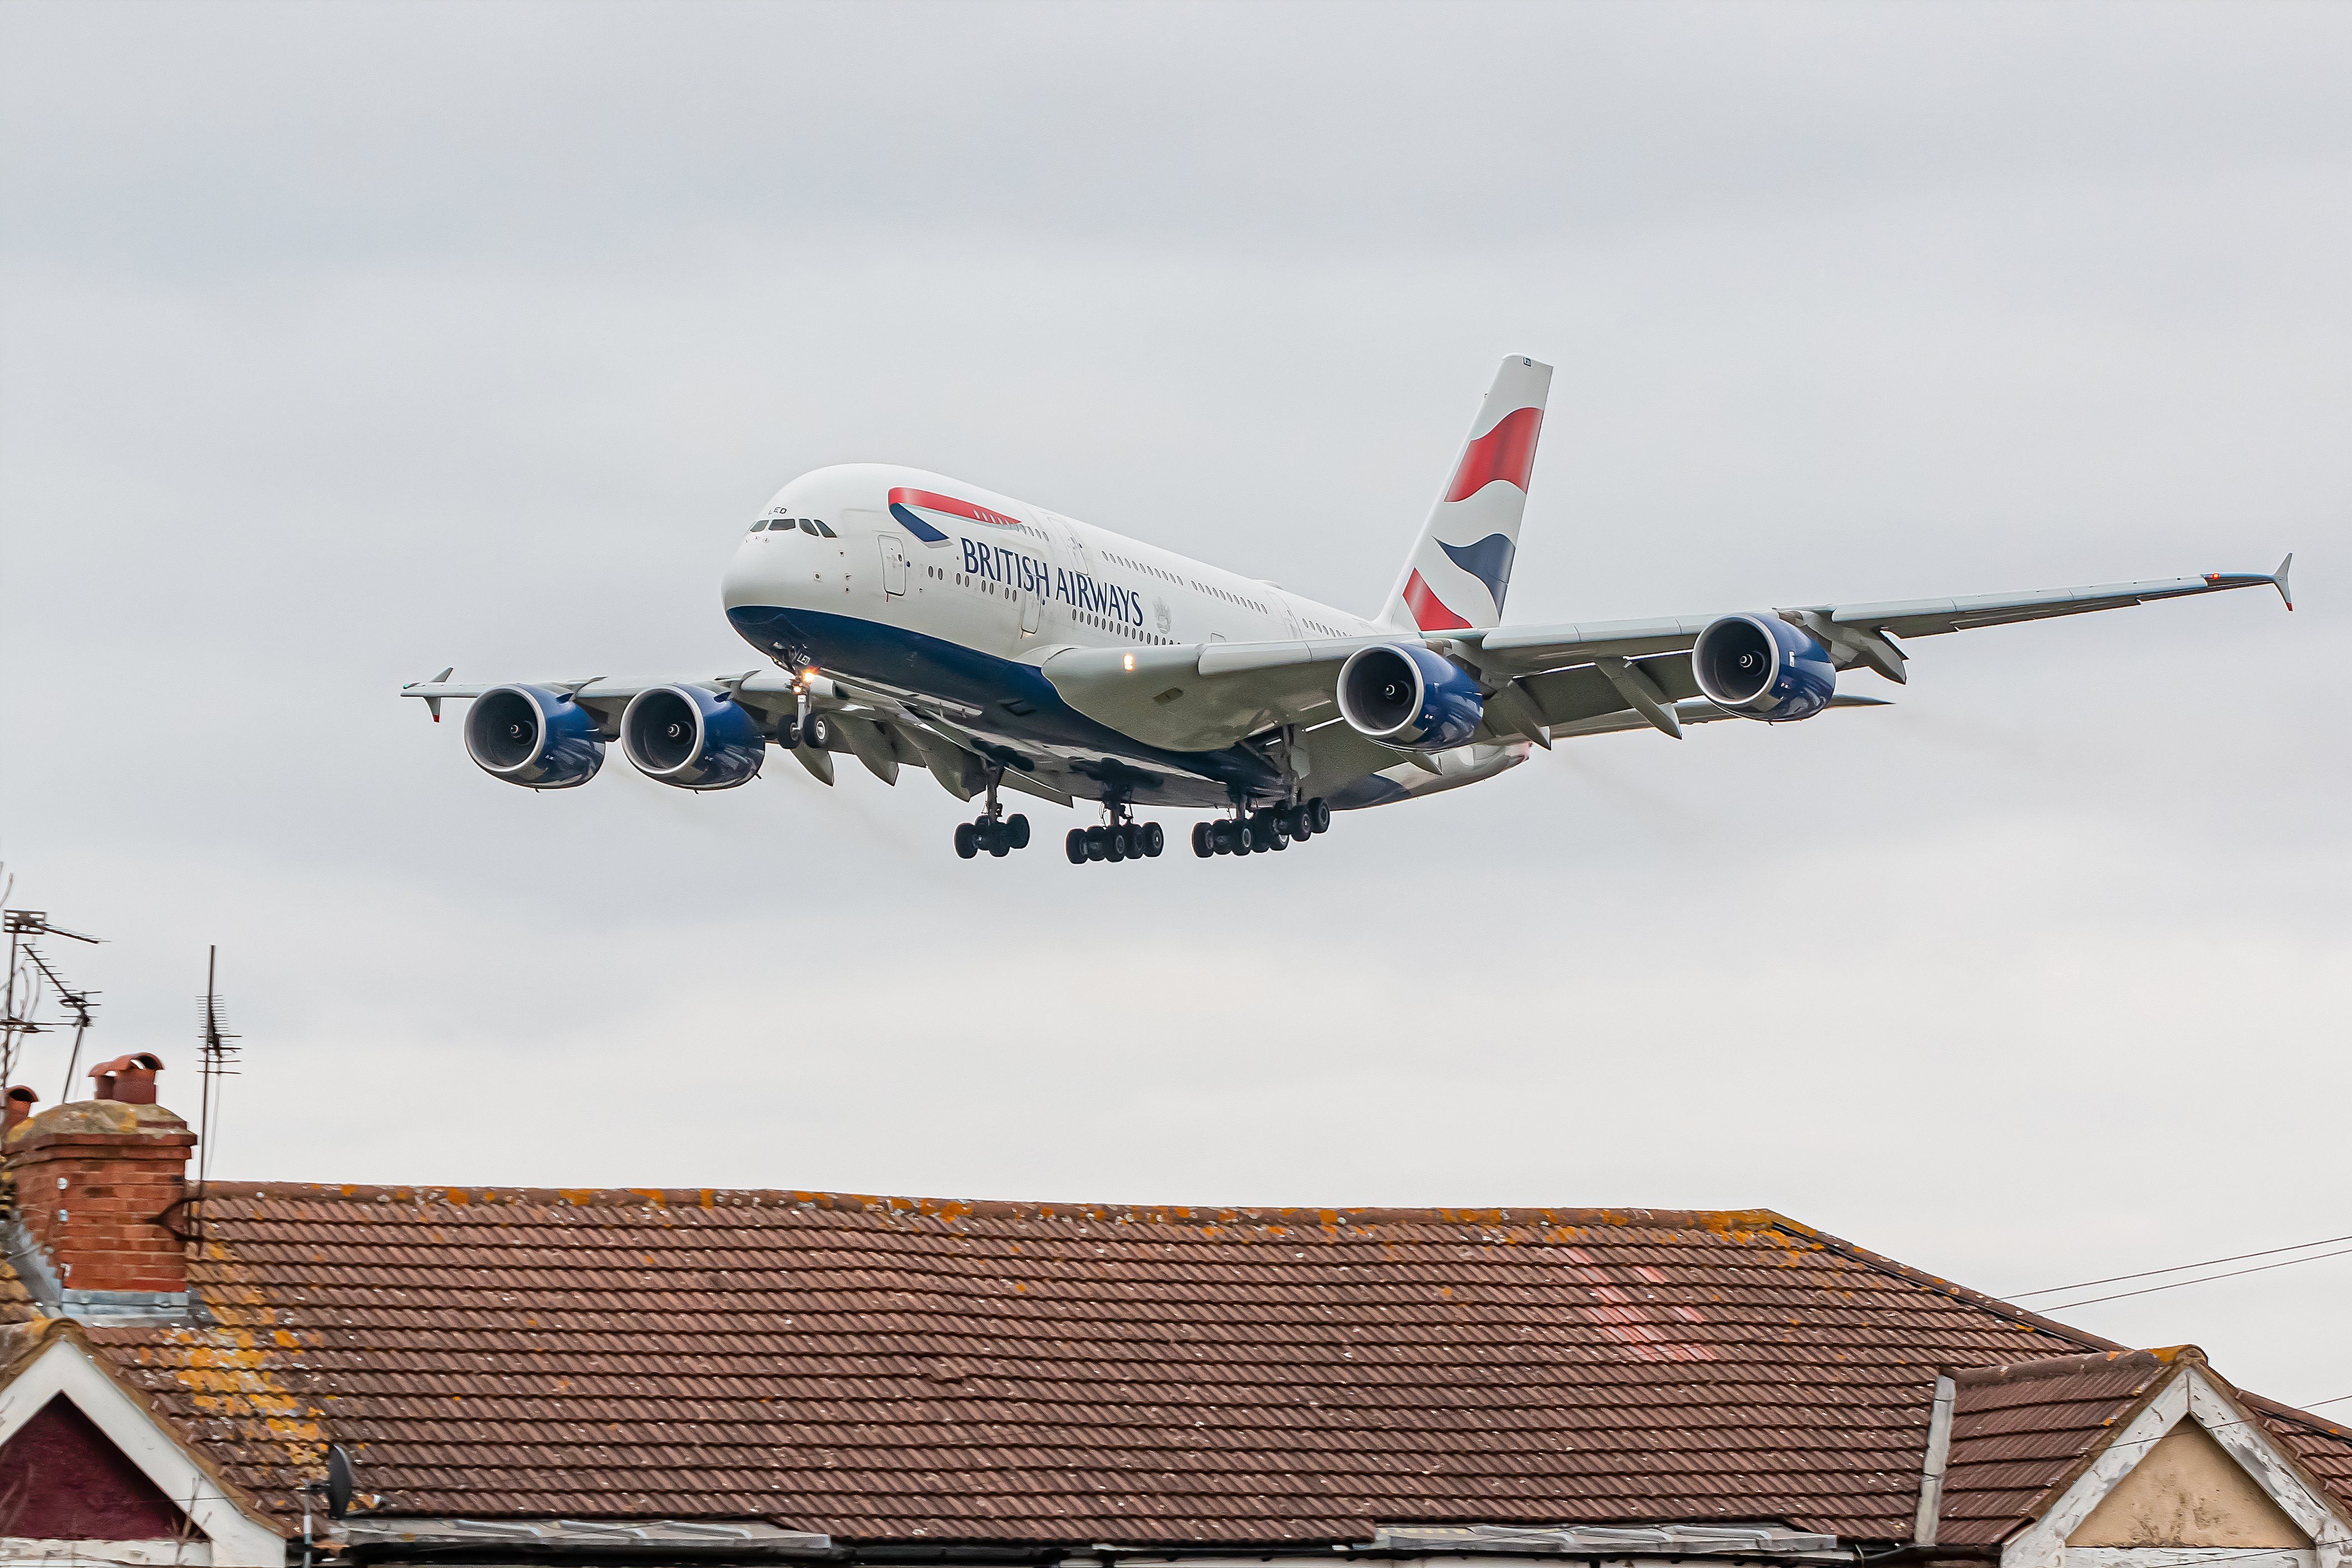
left=2, top=2, right=2346, bottom=1407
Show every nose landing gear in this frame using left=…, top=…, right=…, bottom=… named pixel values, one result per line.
left=952, top=768, right=1031, bottom=860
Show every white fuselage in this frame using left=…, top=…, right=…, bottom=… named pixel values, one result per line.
left=721, top=463, right=1381, bottom=664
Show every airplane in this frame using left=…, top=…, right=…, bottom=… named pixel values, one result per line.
left=403, top=356, right=2293, bottom=865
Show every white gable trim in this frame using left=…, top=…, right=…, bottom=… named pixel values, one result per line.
left=2003, top=1369, right=2352, bottom=1568
left=2066, top=1550, right=2313, bottom=1568
left=0, top=1337, right=285, bottom=1566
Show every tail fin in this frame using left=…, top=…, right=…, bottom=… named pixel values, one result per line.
left=1376, top=356, right=1552, bottom=632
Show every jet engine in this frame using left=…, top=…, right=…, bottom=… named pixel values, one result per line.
left=621, top=685, right=766, bottom=790
left=1691, top=613, right=1836, bottom=722
left=1336, top=643, right=1484, bottom=750
left=464, top=684, right=605, bottom=788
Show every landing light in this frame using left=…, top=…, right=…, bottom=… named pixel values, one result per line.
left=1122, top=654, right=1135, bottom=671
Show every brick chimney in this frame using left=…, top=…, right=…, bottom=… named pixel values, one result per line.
left=3, top=1053, right=198, bottom=1323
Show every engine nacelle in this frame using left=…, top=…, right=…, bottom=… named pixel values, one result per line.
left=622, top=685, right=766, bottom=790
left=1336, top=643, right=1484, bottom=750
left=464, top=684, right=605, bottom=789
left=1692, top=613, right=1836, bottom=722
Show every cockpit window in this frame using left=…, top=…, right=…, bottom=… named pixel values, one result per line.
left=798, top=519, right=819, bottom=535
left=805, top=519, right=838, bottom=538
left=748, top=519, right=769, bottom=532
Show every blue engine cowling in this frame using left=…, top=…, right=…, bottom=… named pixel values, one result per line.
left=620, top=685, right=766, bottom=790
left=1336, top=643, right=1485, bottom=750
left=464, top=684, right=605, bottom=788
left=1692, top=613, right=1836, bottom=722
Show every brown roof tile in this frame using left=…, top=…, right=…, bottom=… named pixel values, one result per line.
left=10, top=1185, right=2348, bottom=1547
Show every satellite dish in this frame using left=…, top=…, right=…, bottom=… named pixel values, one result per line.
left=325, top=1445, right=354, bottom=1520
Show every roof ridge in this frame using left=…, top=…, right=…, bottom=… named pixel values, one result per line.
left=1754, top=1214, right=2125, bottom=1356
left=1950, top=1347, right=2180, bottom=1386
left=188, top=1182, right=1795, bottom=1230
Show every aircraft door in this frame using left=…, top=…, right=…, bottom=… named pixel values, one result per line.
left=878, top=535, right=910, bottom=598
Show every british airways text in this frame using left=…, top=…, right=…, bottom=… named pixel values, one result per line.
left=960, top=538, right=1142, bottom=626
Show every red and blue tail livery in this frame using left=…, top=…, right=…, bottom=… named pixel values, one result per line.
left=1382, top=357, right=1552, bottom=633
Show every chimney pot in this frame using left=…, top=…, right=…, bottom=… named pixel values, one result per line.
left=90, top=1052, right=164, bottom=1105
left=2, top=1086, right=36, bottom=1134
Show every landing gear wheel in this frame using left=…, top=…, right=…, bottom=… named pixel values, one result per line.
left=1308, top=797, right=1332, bottom=833
left=1066, top=828, right=1089, bottom=864
left=1006, top=813, right=1030, bottom=850
left=804, top=712, right=834, bottom=750
left=1192, top=822, right=1214, bottom=857
left=1283, top=803, right=1312, bottom=840
left=1141, top=822, right=1165, bottom=857
left=1104, top=827, right=1127, bottom=862
left=954, top=823, right=978, bottom=860
left=1085, top=826, right=1108, bottom=862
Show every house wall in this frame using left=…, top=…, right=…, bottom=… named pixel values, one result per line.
left=2072, top=1425, right=2316, bottom=1550
left=0, top=1394, right=190, bottom=1539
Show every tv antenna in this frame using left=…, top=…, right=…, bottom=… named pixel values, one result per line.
left=25, top=945, right=102, bottom=1102
left=195, top=946, right=241, bottom=1234
left=0, top=875, right=103, bottom=1095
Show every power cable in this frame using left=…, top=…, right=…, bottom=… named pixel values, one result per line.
left=2010, top=1232, right=2352, bottom=1299
left=2045, top=1245, right=2352, bottom=1311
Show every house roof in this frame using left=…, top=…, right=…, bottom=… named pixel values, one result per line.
left=4, top=1182, right=2348, bottom=1548
left=1936, top=1348, right=2183, bottom=1547
left=1934, top=1347, right=2352, bottom=1549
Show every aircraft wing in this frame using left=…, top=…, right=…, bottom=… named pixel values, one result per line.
left=398, top=668, right=1072, bottom=803
left=1041, top=556, right=2291, bottom=750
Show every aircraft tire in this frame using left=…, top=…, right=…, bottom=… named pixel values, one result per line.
left=1007, top=813, right=1030, bottom=850
left=989, top=837, right=1010, bottom=858
left=1065, top=829, right=1088, bottom=864
left=1141, top=822, right=1165, bottom=857
left=804, top=712, right=833, bottom=749
left=1192, top=822, right=1214, bottom=857
left=1283, top=804, right=1311, bottom=840
left=1104, top=828, right=1126, bottom=862
left=1085, top=825, right=1108, bottom=861
left=954, top=823, right=978, bottom=860
left=1308, top=797, right=1332, bottom=833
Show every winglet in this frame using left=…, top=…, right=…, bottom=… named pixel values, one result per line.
left=406, top=666, right=455, bottom=722
left=2274, top=552, right=2294, bottom=611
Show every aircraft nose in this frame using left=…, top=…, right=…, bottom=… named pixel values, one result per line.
left=720, top=537, right=768, bottom=611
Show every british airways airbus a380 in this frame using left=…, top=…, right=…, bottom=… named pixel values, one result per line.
left=404, top=357, right=2292, bottom=865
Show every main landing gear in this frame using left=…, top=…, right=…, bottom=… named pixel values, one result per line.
left=1192, top=798, right=1331, bottom=858
left=1066, top=800, right=1165, bottom=866
left=953, top=769, right=1030, bottom=860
